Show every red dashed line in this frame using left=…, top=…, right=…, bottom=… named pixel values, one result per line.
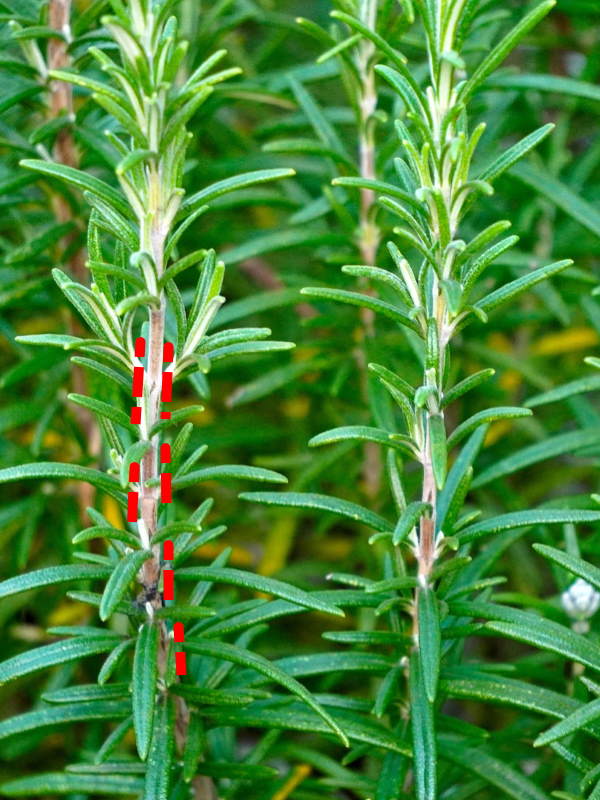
left=161, top=473, right=172, bottom=504
left=132, top=366, right=144, bottom=397
left=174, top=620, right=186, bottom=675
left=130, top=340, right=182, bottom=675
left=163, top=539, right=174, bottom=601
left=135, top=337, right=146, bottom=358
left=173, top=622, right=185, bottom=642
left=161, top=371, right=173, bottom=402
left=163, top=540, right=174, bottom=560
left=163, top=569, right=174, bottom=601
left=175, top=651, right=186, bottom=676
left=127, top=491, right=138, bottom=523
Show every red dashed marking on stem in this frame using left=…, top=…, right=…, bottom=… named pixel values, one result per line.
left=174, top=621, right=186, bottom=675
left=173, top=622, right=185, bottom=642
left=131, top=338, right=181, bottom=675
left=132, top=366, right=144, bottom=397
left=161, top=371, right=173, bottom=403
left=163, top=539, right=174, bottom=600
left=163, top=540, right=174, bottom=560
left=160, top=443, right=171, bottom=464
left=127, top=491, right=138, bottom=522
left=175, top=651, right=187, bottom=676
left=163, top=569, right=174, bottom=601
left=135, top=337, right=146, bottom=358
left=161, top=473, right=172, bottom=504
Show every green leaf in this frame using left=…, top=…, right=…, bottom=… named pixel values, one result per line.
left=512, top=162, right=600, bottom=239
left=185, top=639, right=349, bottom=746
left=241, top=491, right=391, bottom=532
left=182, top=169, right=295, bottom=215
left=226, top=359, right=327, bottom=407
left=144, top=696, right=174, bottom=799
left=309, top=425, right=414, bottom=454
left=68, top=393, right=135, bottom=433
left=100, top=550, right=152, bottom=621
left=0, top=773, right=142, bottom=796
left=171, top=686, right=267, bottom=707
left=478, top=123, right=554, bottom=183
left=409, top=651, right=437, bottom=800
left=429, top=415, right=447, bottom=491
left=199, top=701, right=408, bottom=753
left=475, top=260, right=572, bottom=315
left=267, top=651, right=394, bottom=679
left=473, top=428, right=600, bottom=487
left=535, top=698, right=600, bottom=746
left=533, top=544, right=600, bottom=591
left=290, top=77, right=349, bottom=157
left=133, top=622, right=159, bottom=761
left=0, top=700, right=130, bottom=742
left=98, top=639, right=135, bottom=685
left=182, top=710, right=204, bottom=781
left=441, top=668, right=591, bottom=727
left=439, top=737, right=552, bottom=800
left=333, top=176, right=422, bottom=212
left=526, top=376, right=600, bottom=408
left=442, top=369, right=495, bottom=408
left=72, top=526, right=140, bottom=549
left=20, top=159, right=132, bottom=219
left=206, top=340, right=294, bottom=362
left=120, top=441, right=152, bottom=488
left=0, top=462, right=124, bottom=501
left=0, top=564, right=110, bottom=600
left=459, top=1, right=556, bottom=99
left=486, top=73, right=600, bottom=103
left=175, top=566, right=344, bottom=617
left=172, top=465, right=287, bottom=489
left=452, top=601, right=600, bottom=672
left=418, top=587, right=441, bottom=703
left=0, top=636, right=119, bottom=684
left=458, top=509, right=600, bottom=543
left=42, top=683, right=128, bottom=704
left=447, top=407, right=531, bottom=450
left=301, top=287, right=420, bottom=332
left=393, top=502, right=431, bottom=546
left=196, top=762, right=278, bottom=780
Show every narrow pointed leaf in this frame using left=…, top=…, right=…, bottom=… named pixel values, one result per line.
left=241, top=491, right=391, bottom=532
left=100, top=550, right=152, bottom=621
left=175, top=566, right=344, bottom=617
left=185, top=639, right=349, bottom=746
left=133, top=621, right=159, bottom=760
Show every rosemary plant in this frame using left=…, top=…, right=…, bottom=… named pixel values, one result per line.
left=0, top=1, right=349, bottom=795
left=2, top=1, right=600, bottom=798
left=246, top=1, right=600, bottom=797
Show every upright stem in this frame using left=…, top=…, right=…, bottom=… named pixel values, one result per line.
left=356, top=0, right=382, bottom=499
left=48, top=0, right=100, bottom=520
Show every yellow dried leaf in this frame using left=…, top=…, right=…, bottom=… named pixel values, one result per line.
left=532, top=327, right=599, bottom=356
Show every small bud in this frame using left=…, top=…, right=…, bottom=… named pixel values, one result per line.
left=561, top=578, right=600, bottom=621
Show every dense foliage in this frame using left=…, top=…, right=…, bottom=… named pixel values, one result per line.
left=1, top=1, right=600, bottom=798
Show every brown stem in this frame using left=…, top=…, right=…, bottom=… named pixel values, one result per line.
left=48, top=0, right=100, bottom=522
left=418, top=432, right=437, bottom=582
left=356, top=23, right=382, bottom=501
